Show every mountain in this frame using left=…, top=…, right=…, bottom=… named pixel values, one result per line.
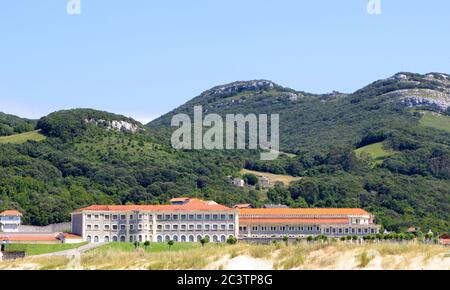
left=0, top=73, right=449, bottom=233
left=148, top=73, right=450, bottom=154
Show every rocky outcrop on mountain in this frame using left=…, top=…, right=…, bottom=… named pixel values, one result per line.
left=208, top=80, right=276, bottom=97
left=85, top=118, right=140, bottom=133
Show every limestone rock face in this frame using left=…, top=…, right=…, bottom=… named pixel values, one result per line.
left=85, top=118, right=140, bottom=133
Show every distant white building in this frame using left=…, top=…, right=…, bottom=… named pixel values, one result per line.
left=232, top=178, right=245, bottom=187
left=259, top=176, right=271, bottom=189
left=0, top=210, right=22, bottom=233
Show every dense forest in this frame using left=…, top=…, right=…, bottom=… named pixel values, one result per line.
left=0, top=72, right=449, bottom=233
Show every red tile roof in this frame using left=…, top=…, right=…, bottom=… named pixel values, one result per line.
left=0, top=234, right=58, bottom=242
left=74, top=199, right=234, bottom=213
left=61, top=233, right=82, bottom=239
left=0, top=210, right=23, bottom=217
left=440, top=239, right=450, bottom=246
left=240, top=218, right=350, bottom=225
left=239, top=208, right=370, bottom=216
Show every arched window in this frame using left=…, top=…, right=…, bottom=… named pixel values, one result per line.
left=129, top=236, right=134, bottom=242
left=213, top=235, right=219, bottom=243
left=157, top=235, right=163, bottom=243
left=220, top=235, right=226, bottom=243
left=197, top=235, right=202, bottom=242
left=104, top=236, right=110, bottom=243
left=139, top=235, right=143, bottom=242
left=173, top=235, right=179, bottom=242
left=120, top=236, right=126, bottom=242
left=181, top=235, right=187, bottom=243
left=165, top=235, right=171, bottom=242
left=112, top=236, right=118, bottom=242
left=94, top=236, right=99, bottom=243
left=189, top=235, right=195, bottom=243
left=86, top=236, right=92, bottom=243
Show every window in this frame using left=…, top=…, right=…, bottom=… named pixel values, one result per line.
left=94, top=215, right=99, bottom=220
left=228, top=224, right=234, bottom=230
left=87, top=214, right=92, bottom=219
left=129, top=215, right=134, bottom=220
left=120, top=215, right=126, bottom=220
left=173, top=224, right=179, bottom=230
left=181, top=215, right=187, bottom=220
left=205, top=215, right=211, bottom=220
left=164, top=224, right=171, bottom=230
left=157, top=225, right=162, bottom=230
left=196, top=224, right=202, bottom=230
left=157, top=215, right=163, bottom=221
left=204, top=224, right=210, bottom=231
left=129, top=225, right=134, bottom=230
left=228, top=214, right=234, bottom=220
left=104, top=215, right=110, bottom=220
left=104, top=225, right=110, bottom=230
left=138, top=224, right=143, bottom=230
left=212, top=214, right=218, bottom=220
left=94, top=224, right=99, bottom=230
left=165, top=215, right=171, bottom=220
left=112, top=225, right=118, bottom=230
left=220, top=224, right=226, bottom=230
left=173, top=214, right=179, bottom=220
left=112, top=215, right=118, bottom=220
left=189, top=224, right=195, bottom=230
left=87, top=224, right=92, bottom=230
left=221, top=214, right=226, bottom=220
left=188, top=214, right=195, bottom=220
left=120, top=225, right=126, bottom=230
left=212, top=224, right=218, bottom=231
left=139, top=214, right=143, bottom=220
left=196, top=214, right=202, bottom=220
left=181, top=224, right=187, bottom=231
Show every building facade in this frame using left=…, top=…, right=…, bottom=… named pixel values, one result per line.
left=71, top=199, right=239, bottom=243
left=238, top=208, right=380, bottom=241
left=0, top=210, right=22, bottom=233
left=71, top=199, right=381, bottom=244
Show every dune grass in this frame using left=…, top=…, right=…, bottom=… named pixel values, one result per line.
left=0, top=130, right=46, bottom=144
left=91, top=242, right=200, bottom=253
left=1, top=242, right=448, bottom=270
left=4, top=243, right=87, bottom=256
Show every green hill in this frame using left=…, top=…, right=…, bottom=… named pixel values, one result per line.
left=0, top=112, right=36, bottom=136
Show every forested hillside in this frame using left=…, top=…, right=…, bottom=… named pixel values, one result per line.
left=0, top=112, right=36, bottom=136
left=0, top=73, right=449, bottom=233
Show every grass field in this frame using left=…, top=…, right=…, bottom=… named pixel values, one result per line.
left=1, top=242, right=448, bottom=270
left=355, top=142, right=395, bottom=166
left=418, top=111, right=450, bottom=133
left=0, top=130, right=46, bottom=144
left=240, top=169, right=302, bottom=187
left=4, top=243, right=87, bottom=256
left=91, top=242, right=200, bottom=254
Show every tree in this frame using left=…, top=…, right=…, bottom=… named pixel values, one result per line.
left=200, top=237, right=209, bottom=247
left=143, top=241, right=150, bottom=249
left=133, top=241, right=140, bottom=249
left=226, top=236, right=237, bottom=245
left=306, top=236, right=314, bottom=242
left=243, top=174, right=258, bottom=186
left=168, top=240, right=174, bottom=250
left=283, top=236, right=289, bottom=246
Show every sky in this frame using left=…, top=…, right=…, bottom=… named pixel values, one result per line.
left=1, top=0, right=450, bottom=124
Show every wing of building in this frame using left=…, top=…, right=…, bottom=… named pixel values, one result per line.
left=238, top=208, right=380, bottom=241
left=71, top=198, right=239, bottom=244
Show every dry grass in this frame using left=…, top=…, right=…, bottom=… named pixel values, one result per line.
left=1, top=242, right=448, bottom=270
left=240, top=169, right=302, bottom=186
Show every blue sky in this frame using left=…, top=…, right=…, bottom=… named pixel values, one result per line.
left=1, top=0, right=449, bottom=123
